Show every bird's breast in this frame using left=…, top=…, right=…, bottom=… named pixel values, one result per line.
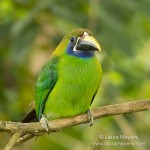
left=44, top=55, right=102, bottom=119
left=58, top=55, right=101, bottom=93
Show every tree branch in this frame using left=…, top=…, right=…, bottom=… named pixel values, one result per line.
left=4, top=132, right=22, bottom=150
left=1, top=99, right=150, bottom=149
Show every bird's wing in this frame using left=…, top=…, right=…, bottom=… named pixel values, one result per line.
left=35, top=56, right=58, bottom=120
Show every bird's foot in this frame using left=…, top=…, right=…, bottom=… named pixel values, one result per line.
left=87, top=109, right=93, bottom=126
left=40, top=115, right=49, bottom=133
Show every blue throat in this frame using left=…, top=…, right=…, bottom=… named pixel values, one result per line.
left=67, top=43, right=94, bottom=58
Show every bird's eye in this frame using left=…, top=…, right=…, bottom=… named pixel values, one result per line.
left=70, top=37, right=75, bottom=42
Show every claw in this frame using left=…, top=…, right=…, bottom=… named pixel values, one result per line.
left=87, top=109, right=93, bottom=126
left=40, top=115, right=49, bottom=132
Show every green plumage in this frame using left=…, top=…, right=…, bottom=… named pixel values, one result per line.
left=35, top=28, right=102, bottom=121
left=35, top=57, right=58, bottom=120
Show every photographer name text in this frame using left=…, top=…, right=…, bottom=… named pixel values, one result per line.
left=99, top=134, right=138, bottom=141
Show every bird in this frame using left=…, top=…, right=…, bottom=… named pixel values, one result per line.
left=22, top=28, right=102, bottom=131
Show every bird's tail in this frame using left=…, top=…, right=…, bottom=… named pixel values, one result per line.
left=21, top=108, right=38, bottom=123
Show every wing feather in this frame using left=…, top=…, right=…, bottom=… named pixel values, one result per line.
left=35, top=57, right=58, bottom=120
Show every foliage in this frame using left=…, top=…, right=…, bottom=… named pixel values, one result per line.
left=0, top=0, right=150, bottom=149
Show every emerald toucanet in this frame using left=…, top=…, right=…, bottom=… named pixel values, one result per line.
left=22, top=28, right=102, bottom=131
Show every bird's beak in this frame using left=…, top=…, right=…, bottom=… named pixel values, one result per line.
left=76, top=35, right=101, bottom=52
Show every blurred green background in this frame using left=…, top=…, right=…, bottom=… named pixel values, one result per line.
left=0, top=0, right=150, bottom=149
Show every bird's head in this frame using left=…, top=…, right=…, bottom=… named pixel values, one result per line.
left=53, top=28, right=101, bottom=58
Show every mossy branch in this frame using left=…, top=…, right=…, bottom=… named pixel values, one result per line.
left=1, top=99, right=150, bottom=150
